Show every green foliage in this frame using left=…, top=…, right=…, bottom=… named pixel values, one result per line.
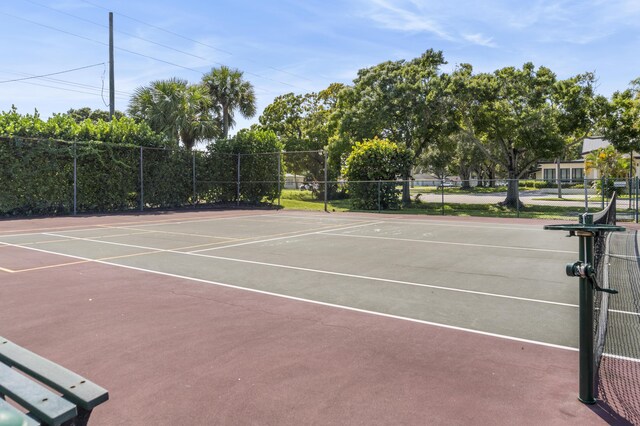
left=0, top=110, right=285, bottom=216
left=602, top=84, right=640, bottom=154
left=202, top=66, right=257, bottom=139
left=518, top=180, right=554, bottom=189
left=0, top=107, right=169, bottom=147
left=204, top=128, right=284, bottom=204
left=344, top=138, right=413, bottom=210
left=65, top=107, right=125, bottom=123
left=451, top=63, right=599, bottom=207
left=128, top=78, right=219, bottom=150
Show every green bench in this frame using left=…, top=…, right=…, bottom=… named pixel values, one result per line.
left=0, top=337, right=108, bottom=426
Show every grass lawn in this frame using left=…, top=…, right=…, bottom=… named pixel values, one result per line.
left=276, top=189, right=636, bottom=220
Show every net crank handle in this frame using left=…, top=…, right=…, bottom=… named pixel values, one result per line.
left=565, top=261, right=618, bottom=294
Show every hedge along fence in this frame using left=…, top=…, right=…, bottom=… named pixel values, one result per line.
left=0, top=134, right=285, bottom=217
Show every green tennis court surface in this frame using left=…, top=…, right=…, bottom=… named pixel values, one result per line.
left=0, top=210, right=637, bottom=424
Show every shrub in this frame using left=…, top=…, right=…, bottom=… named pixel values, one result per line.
left=344, top=138, right=413, bottom=210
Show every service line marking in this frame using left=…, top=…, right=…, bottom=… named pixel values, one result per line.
left=36, top=229, right=576, bottom=309
left=319, top=232, right=577, bottom=254
left=0, top=238, right=577, bottom=353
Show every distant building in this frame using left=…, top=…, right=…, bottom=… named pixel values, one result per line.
left=535, top=137, right=639, bottom=182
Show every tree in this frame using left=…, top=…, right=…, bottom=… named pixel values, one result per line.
left=452, top=63, right=598, bottom=207
left=66, top=107, right=125, bottom=123
left=128, top=78, right=218, bottom=150
left=201, top=66, right=256, bottom=139
left=585, top=146, right=630, bottom=196
left=259, top=88, right=339, bottom=187
left=344, top=138, right=413, bottom=210
left=332, top=50, right=453, bottom=203
left=602, top=79, right=640, bottom=191
left=418, top=140, right=456, bottom=181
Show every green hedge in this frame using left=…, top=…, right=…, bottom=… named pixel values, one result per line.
left=0, top=130, right=285, bottom=217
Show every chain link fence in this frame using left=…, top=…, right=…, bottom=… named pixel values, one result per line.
left=1, top=137, right=638, bottom=222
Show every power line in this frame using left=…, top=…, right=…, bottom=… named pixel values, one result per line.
left=76, top=0, right=318, bottom=86
left=23, top=0, right=209, bottom=62
left=2, top=10, right=299, bottom=91
left=11, top=79, right=129, bottom=100
left=0, top=63, right=104, bottom=84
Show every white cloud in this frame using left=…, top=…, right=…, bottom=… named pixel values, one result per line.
left=361, top=0, right=453, bottom=40
left=463, top=33, right=497, bottom=48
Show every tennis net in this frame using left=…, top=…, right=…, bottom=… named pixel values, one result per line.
left=592, top=193, right=640, bottom=423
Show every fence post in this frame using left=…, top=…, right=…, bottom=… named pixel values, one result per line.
left=236, top=153, right=241, bottom=207
left=516, top=178, right=520, bottom=218
left=584, top=177, right=588, bottom=212
left=601, top=176, right=605, bottom=209
left=138, top=147, right=144, bottom=211
left=324, top=150, right=328, bottom=213
left=73, top=142, right=77, bottom=215
left=277, top=151, right=281, bottom=208
left=192, top=151, right=196, bottom=206
left=636, top=176, right=639, bottom=224
left=377, top=180, right=381, bottom=212
left=441, top=179, right=445, bottom=216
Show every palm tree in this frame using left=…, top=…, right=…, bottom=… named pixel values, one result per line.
left=201, top=66, right=256, bottom=139
left=128, top=78, right=219, bottom=150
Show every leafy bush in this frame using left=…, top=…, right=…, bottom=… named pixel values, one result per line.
left=0, top=110, right=286, bottom=216
left=204, top=128, right=284, bottom=204
left=344, top=138, right=413, bottom=210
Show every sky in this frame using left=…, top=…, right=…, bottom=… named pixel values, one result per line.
left=1, top=0, right=639, bottom=134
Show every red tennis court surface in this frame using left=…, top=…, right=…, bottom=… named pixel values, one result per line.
left=1, top=209, right=632, bottom=425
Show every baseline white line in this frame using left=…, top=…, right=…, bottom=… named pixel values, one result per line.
left=602, top=353, right=640, bottom=363
left=319, top=232, right=576, bottom=254
left=610, top=309, right=640, bottom=317
left=0, top=212, right=279, bottom=239
left=37, top=232, right=576, bottom=309
left=0, top=239, right=577, bottom=352
left=189, top=220, right=384, bottom=253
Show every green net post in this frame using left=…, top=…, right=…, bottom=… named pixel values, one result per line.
left=544, top=217, right=625, bottom=405
left=578, top=214, right=596, bottom=404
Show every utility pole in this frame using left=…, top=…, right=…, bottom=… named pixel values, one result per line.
left=109, top=12, right=115, bottom=120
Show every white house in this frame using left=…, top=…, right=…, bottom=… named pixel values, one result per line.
left=535, top=137, right=639, bottom=182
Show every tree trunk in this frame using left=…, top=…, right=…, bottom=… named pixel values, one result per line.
left=222, top=106, right=230, bottom=139
left=556, top=158, right=562, bottom=198
left=502, top=170, right=521, bottom=208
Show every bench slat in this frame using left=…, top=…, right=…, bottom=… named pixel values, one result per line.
left=0, top=398, right=41, bottom=426
left=0, top=338, right=108, bottom=411
left=0, top=363, right=76, bottom=426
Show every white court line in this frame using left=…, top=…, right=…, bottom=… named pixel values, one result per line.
left=0, top=212, right=279, bottom=239
left=610, top=309, right=640, bottom=317
left=278, top=213, right=554, bottom=232
left=97, top=225, right=239, bottom=240
left=319, top=232, right=576, bottom=254
left=188, top=220, right=383, bottom=253
left=603, top=353, right=640, bottom=363
left=37, top=231, right=576, bottom=309
left=0, top=239, right=577, bottom=353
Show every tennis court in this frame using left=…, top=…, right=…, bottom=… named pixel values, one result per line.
left=0, top=209, right=637, bottom=424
